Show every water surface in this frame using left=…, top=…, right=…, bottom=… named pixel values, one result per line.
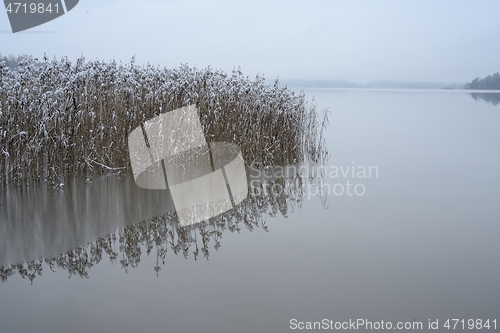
left=1, top=89, right=499, bottom=333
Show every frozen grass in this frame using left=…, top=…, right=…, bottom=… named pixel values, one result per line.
left=0, top=55, right=328, bottom=186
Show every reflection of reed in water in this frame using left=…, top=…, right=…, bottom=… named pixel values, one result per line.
left=470, top=93, right=500, bottom=106
left=0, top=56, right=328, bottom=185
left=0, top=174, right=173, bottom=269
left=0, top=166, right=325, bottom=283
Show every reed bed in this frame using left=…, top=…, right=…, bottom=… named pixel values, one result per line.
left=0, top=55, right=328, bottom=185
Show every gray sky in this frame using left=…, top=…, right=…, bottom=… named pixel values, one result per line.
left=1, top=0, right=499, bottom=83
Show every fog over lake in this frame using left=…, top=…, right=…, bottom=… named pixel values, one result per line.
left=2, top=0, right=499, bottom=331
left=0, top=89, right=498, bottom=332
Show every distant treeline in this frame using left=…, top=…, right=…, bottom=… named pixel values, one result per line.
left=282, top=79, right=466, bottom=90
left=465, top=72, right=500, bottom=90
left=1, top=54, right=27, bottom=69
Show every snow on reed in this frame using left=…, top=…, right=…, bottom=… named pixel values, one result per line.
left=0, top=55, right=328, bottom=185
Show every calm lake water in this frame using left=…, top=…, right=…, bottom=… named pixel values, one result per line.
left=1, top=89, right=499, bottom=332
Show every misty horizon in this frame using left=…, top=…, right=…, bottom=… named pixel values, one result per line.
left=1, top=0, right=499, bottom=83
left=0, top=53, right=492, bottom=89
